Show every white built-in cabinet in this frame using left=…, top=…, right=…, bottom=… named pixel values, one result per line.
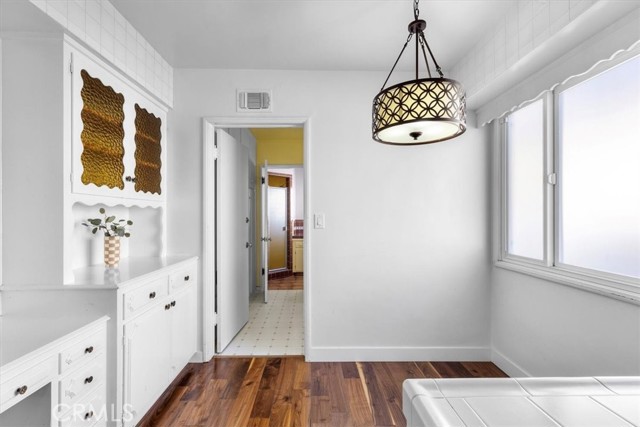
left=2, top=34, right=168, bottom=287
left=1, top=30, right=196, bottom=427
left=122, top=268, right=197, bottom=426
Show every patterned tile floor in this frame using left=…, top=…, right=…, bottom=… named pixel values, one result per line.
left=219, top=289, right=304, bottom=356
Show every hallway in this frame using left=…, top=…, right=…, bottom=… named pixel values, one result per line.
left=220, top=276, right=304, bottom=356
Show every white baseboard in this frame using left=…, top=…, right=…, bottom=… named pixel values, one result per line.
left=491, top=348, right=532, bottom=377
left=190, top=351, right=205, bottom=363
left=305, top=346, right=491, bottom=362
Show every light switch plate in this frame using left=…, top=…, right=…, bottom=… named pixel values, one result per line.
left=314, top=213, right=325, bottom=229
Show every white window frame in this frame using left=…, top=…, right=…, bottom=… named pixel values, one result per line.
left=496, top=50, right=640, bottom=305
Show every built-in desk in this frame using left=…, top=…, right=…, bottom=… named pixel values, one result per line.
left=0, top=311, right=109, bottom=427
left=1, top=256, right=199, bottom=427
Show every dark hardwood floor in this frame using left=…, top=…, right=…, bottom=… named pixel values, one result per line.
left=143, top=357, right=507, bottom=427
left=268, top=275, right=303, bottom=291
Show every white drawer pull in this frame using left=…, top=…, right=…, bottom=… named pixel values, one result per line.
left=84, top=410, right=94, bottom=420
left=184, top=275, right=190, bottom=281
left=84, top=376, right=94, bottom=384
left=84, top=346, right=94, bottom=354
left=15, top=385, right=28, bottom=396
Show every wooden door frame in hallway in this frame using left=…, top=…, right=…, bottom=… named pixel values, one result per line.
left=202, top=116, right=311, bottom=362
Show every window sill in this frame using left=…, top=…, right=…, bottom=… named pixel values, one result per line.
left=494, top=260, right=640, bottom=306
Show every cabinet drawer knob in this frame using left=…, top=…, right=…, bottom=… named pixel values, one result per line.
left=171, top=300, right=176, bottom=307
left=165, top=304, right=171, bottom=310
left=85, top=346, right=94, bottom=354
left=184, top=275, right=190, bottom=281
left=84, top=376, right=94, bottom=384
left=15, top=385, right=28, bottom=395
left=85, top=411, right=94, bottom=420
left=149, top=291, right=156, bottom=299
left=125, top=176, right=137, bottom=183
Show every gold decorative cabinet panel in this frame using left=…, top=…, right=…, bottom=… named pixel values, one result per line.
left=71, top=45, right=166, bottom=204
left=80, top=69, right=126, bottom=189
left=134, top=104, right=162, bottom=195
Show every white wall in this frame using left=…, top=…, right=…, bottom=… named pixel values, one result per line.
left=168, top=68, right=492, bottom=360
left=491, top=269, right=640, bottom=377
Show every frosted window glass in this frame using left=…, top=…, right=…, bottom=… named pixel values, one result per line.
left=506, top=99, right=544, bottom=260
left=558, top=56, right=640, bottom=279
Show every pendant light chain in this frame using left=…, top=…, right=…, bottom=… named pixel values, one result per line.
left=414, top=0, right=419, bottom=20
left=379, top=33, right=414, bottom=91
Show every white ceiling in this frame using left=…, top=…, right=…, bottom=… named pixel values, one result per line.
left=110, top=0, right=517, bottom=71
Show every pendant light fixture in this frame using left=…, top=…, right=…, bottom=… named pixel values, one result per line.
left=372, top=0, right=466, bottom=145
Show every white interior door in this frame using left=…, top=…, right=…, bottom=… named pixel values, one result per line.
left=261, top=161, right=269, bottom=303
left=216, top=129, right=249, bottom=353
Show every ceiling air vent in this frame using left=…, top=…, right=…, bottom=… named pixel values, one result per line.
left=237, top=90, right=272, bottom=112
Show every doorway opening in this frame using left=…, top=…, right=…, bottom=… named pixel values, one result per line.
left=202, top=118, right=310, bottom=360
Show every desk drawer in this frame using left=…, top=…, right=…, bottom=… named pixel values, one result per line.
left=169, top=264, right=196, bottom=292
left=0, top=355, right=56, bottom=412
left=59, top=330, right=106, bottom=374
left=123, top=277, right=168, bottom=319
left=58, top=386, right=106, bottom=427
left=59, top=355, right=106, bottom=407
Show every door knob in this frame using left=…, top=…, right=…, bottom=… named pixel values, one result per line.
left=246, top=242, right=253, bottom=248
left=245, top=217, right=250, bottom=223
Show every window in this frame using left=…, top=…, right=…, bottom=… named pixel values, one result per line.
left=499, top=53, right=640, bottom=301
left=505, top=99, right=545, bottom=261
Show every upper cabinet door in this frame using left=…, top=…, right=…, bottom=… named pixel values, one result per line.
left=70, top=47, right=166, bottom=204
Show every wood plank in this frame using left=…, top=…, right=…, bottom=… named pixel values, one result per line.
left=309, top=396, right=332, bottom=427
left=226, top=358, right=267, bottom=427
left=360, top=362, right=395, bottom=427
left=341, top=362, right=359, bottom=379
left=344, top=377, right=375, bottom=427
left=430, top=362, right=474, bottom=378
left=462, top=361, right=509, bottom=378
left=414, top=362, right=442, bottom=378
left=269, top=357, right=298, bottom=427
left=250, top=358, right=282, bottom=419
left=220, top=358, right=252, bottom=399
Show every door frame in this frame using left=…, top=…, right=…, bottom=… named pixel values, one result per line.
left=202, top=116, right=311, bottom=361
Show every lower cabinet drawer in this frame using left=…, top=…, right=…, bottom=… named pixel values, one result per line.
left=59, top=331, right=106, bottom=375
left=0, top=355, right=57, bottom=412
left=59, top=356, right=106, bottom=407
left=123, top=277, right=169, bottom=320
left=169, top=263, right=196, bottom=292
left=57, top=385, right=106, bottom=427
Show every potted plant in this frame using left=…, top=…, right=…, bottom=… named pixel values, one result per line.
left=82, top=208, right=133, bottom=267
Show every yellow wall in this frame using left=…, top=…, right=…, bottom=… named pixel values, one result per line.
left=251, top=128, right=303, bottom=283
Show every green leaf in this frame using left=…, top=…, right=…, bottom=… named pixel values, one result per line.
left=89, top=219, right=102, bottom=226
left=124, top=232, right=131, bottom=238
left=106, top=216, right=116, bottom=223
left=99, top=208, right=106, bottom=214
left=117, top=229, right=125, bottom=237
left=92, top=228, right=97, bottom=234
left=127, top=220, right=133, bottom=225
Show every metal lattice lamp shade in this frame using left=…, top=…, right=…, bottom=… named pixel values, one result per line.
left=372, top=0, right=466, bottom=145
left=373, top=78, right=466, bottom=145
